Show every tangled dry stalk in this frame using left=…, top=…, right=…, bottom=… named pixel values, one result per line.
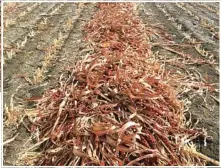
left=21, top=3, right=219, bottom=166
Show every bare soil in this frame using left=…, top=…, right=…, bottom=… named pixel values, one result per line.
left=3, top=2, right=219, bottom=166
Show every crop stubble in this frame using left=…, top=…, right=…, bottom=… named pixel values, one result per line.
left=139, top=2, right=219, bottom=161
left=3, top=2, right=95, bottom=165
left=3, top=2, right=219, bottom=166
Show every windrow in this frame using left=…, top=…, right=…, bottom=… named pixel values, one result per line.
left=25, top=3, right=219, bottom=166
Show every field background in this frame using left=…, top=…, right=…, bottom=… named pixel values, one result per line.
left=3, top=2, right=219, bottom=165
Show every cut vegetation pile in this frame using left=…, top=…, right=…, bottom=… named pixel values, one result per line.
left=13, top=3, right=219, bottom=166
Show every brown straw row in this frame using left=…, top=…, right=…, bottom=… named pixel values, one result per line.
left=23, top=3, right=219, bottom=166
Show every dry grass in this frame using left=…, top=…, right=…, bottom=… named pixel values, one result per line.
left=14, top=3, right=219, bottom=166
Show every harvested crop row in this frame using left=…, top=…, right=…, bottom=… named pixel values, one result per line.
left=3, top=3, right=96, bottom=166
left=138, top=2, right=219, bottom=161
left=21, top=3, right=218, bottom=166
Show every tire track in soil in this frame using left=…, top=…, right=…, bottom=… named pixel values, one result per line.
left=138, top=3, right=219, bottom=162
left=4, top=3, right=57, bottom=47
left=3, top=3, right=92, bottom=166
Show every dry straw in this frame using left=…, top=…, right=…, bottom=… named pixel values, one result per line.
left=20, top=3, right=219, bottom=166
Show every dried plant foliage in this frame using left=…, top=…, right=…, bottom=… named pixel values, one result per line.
left=23, top=3, right=219, bottom=166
